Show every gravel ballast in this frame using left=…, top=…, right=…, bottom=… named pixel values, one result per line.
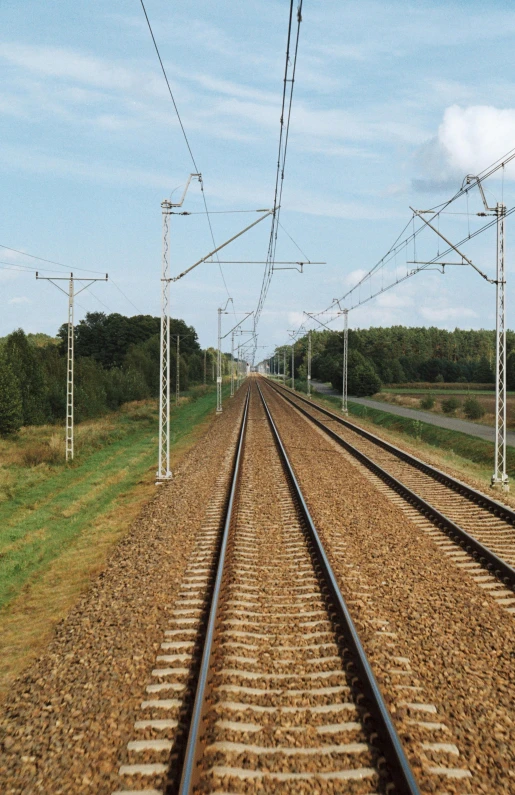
left=0, top=390, right=246, bottom=794
left=263, top=380, right=515, bottom=793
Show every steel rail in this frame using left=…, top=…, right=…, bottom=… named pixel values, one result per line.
left=265, top=380, right=515, bottom=591
left=257, top=382, right=421, bottom=795
left=271, top=381, right=515, bottom=524
left=177, top=386, right=250, bottom=794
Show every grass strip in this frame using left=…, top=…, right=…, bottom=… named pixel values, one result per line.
left=314, top=393, right=515, bottom=476
left=0, top=383, right=229, bottom=612
left=0, top=382, right=234, bottom=695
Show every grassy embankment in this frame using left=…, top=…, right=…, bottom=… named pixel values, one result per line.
left=375, top=384, right=515, bottom=429
left=0, top=382, right=230, bottom=696
left=279, top=378, right=515, bottom=485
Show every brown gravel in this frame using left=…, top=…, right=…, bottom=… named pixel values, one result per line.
left=197, top=385, right=382, bottom=793
left=262, top=379, right=515, bottom=794
left=308, top=387, right=515, bottom=512
left=0, top=389, right=247, bottom=794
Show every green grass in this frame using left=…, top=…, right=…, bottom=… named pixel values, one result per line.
left=380, top=387, right=509, bottom=396
left=0, top=383, right=227, bottom=612
left=310, top=391, right=515, bottom=476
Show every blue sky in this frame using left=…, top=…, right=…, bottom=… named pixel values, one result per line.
left=2, top=0, right=515, bottom=358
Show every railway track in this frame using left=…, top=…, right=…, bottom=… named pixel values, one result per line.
left=115, top=381, right=421, bottom=794
left=265, top=379, right=515, bottom=607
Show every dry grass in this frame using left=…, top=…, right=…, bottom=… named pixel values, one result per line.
left=0, top=391, right=218, bottom=699
left=377, top=390, right=515, bottom=428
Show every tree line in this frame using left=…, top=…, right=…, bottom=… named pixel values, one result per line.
left=273, top=326, right=515, bottom=396
left=0, top=312, right=229, bottom=435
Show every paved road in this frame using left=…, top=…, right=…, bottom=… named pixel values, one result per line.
left=310, top=381, right=515, bottom=447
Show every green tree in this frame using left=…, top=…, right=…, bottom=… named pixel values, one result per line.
left=0, top=356, right=23, bottom=435
left=507, top=351, right=515, bottom=390
left=4, top=329, right=47, bottom=424
left=350, top=361, right=382, bottom=396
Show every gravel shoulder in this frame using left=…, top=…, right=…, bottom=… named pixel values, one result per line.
left=346, top=395, right=515, bottom=446
left=0, top=390, right=246, bottom=794
left=300, top=383, right=515, bottom=512
left=263, top=381, right=515, bottom=794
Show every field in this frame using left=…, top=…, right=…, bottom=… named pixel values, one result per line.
left=376, top=384, right=515, bottom=429
left=0, top=383, right=225, bottom=695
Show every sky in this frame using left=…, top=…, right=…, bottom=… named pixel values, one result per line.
left=2, top=0, right=515, bottom=360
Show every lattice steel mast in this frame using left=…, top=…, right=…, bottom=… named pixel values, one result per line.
left=413, top=175, right=508, bottom=490
left=157, top=175, right=201, bottom=482
left=36, top=271, right=108, bottom=461
left=307, top=331, right=312, bottom=399
left=342, top=309, right=349, bottom=414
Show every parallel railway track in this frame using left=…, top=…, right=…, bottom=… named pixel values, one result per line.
left=175, top=382, right=420, bottom=793
left=114, top=382, right=424, bottom=793
left=265, top=379, right=515, bottom=603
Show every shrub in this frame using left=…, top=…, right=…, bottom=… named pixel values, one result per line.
left=463, top=396, right=485, bottom=420
left=22, top=441, right=61, bottom=467
left=441, top=396, right=461, bottom=414
left=434, top=373, right=445, bottom=383
left=420, top=393, right=435, bottom=410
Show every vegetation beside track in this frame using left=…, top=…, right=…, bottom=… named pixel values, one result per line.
left=274, top=380, right=515, bottom=485
left=0, top=382, right=229, bottom=696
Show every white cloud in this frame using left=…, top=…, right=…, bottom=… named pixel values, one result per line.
left=8, top=296, right=31, bottom=304
left=0, top=42, right=168, bottom=98
left=415, top=105, right=515, bottom=190
left=344, top=269, right=368, bottom=287
left=420, top=306, right=477, bottom=322
left=376, top=292, right=413, bottom=309
left=287, top=311, right=306, bottom=328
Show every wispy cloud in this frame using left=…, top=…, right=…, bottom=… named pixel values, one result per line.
left=8, top=295, right=31, bottom=304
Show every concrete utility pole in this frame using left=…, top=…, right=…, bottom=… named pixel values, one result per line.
left=283, top=348, right=286, bottom=385
left=36, top=271, right=108, bottom=461
left=307, top=330, right=312, bottom=399
left=203, top=349, right=207, bottom=385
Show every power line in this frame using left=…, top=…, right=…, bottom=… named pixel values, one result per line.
left=0, top=243, right=106, bottom=275
left=110, top=278, right=145, bottom=314
left=278, top=220, right=311, bottom=262
left=138, top=0, right=232, bottom=308
left=138, top=0, right=198, bottom=172
left=84, top=285, right=112, bottom=312
left=253, top=0, right=304, bottom=342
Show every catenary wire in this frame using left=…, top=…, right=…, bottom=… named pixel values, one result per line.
left=110, top=279, right=145, bottom=314
left=253, top=0, right=303, bottom=350
left=138, top=0, right=233, bottom=310
left=0, top=244, right=106, bottom=275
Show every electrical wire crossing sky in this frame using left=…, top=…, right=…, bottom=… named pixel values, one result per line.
left=2, top=0, right=515, bottom=347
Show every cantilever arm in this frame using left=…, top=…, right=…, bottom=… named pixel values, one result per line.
left=171, top=210, right=274, bottom=282
left=410, top=208, right=494, bottom=284
left=222, top=311, right=254, bottom=340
